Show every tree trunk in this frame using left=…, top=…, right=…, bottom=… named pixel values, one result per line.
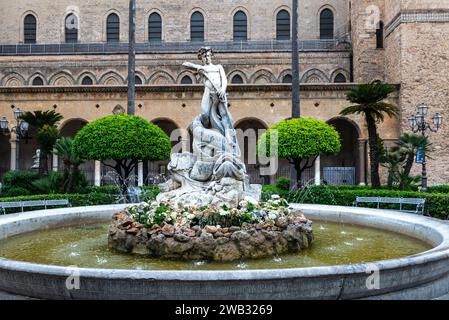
left=293, top=158, right=303, bottom=189
left=366, top=114, right=381, bottom=189
left=400, top=154, right=415, bottom=190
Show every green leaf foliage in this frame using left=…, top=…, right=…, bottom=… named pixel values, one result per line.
left=73, top=114, right=171, bottom=162
left=257, top=118, right=341, bottom=159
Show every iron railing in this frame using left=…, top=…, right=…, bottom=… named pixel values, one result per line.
left=0, top=39, right=351, bottom=56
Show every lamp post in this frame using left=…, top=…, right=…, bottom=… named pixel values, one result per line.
left=0, top=107, right=30, bottom=171
left=127, top=0, right=136, bottom=116
left=408, top=103, right=443, bottom=192
left=291, top=0, right=300, bottom=118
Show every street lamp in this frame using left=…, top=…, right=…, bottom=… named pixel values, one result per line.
left=1, top=106, right=29, bottom=171
left=408, top=104, right=443, bottom=192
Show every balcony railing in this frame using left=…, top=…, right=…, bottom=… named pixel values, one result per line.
left=0, top=39, right=351, bottom=56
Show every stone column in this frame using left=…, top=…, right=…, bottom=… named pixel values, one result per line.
left=9, top=137, right=18, bottom=171
left=314, top=156, right=321, bottom=185
left=358, top=139, right=367, bottom=185
left=52, top=151, right=58, bottom=172
left=94, top=160, right=101, bottom=186
left=138, top=161, right=143, bottom=186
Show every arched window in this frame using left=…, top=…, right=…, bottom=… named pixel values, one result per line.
left=81, top=76, right=93, bottom=85
left=231, top=75, right=244, bottom=84
left=135, top=76, right=143, bottom=85
left=282, top=74, right=292, bottom=83
left=24, top=14, right=37, bottom=44
left=276, top=10, right=290, bottom=40
left=233, top=11, right=247, bottom=41
left=32, top=76, right=44, bottom=86
left=376, top=21, right=384, bottom=49
left=107, top=13, right=120, bottom=43
left=334, top=73, right=347, bottom=83
left=181, top=76, right=193, bottom=84
left=190, top=11, right=204, bottom=42
left=65, top=14, right=78, bottom=43
left=320, top=9, right=334, bottom=39
left=149, top=12, right=162, bottom=42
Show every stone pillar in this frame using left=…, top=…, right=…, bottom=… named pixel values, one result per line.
left=94, top=160, right=101, bottom=186
left=52, top=152, right=58, bottom=172
left=138, top=161, right=143, bottom=186
left=9, top=138, right=18, bottom=171
left=358, top=139, right=367, bottom=185
left=314, top=156, right=321, bottom=185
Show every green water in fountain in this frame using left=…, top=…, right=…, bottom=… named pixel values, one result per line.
left=0, top=221, right=431, bottom=270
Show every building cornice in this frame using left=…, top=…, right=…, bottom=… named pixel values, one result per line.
left=386, top=9, right=449, bottom=37
left=0, top=83, right=400, bottom=94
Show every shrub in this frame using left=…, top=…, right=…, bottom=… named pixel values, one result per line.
left=1, top=186, right=31, bottom=197
left=428, top=185, right=449, bottom=194
left=275, top=177, right=291, bottom=191
left=1, top=171, right=40, bottom=195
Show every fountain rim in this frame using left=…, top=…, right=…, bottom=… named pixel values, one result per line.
left=1, top=203, right=449, bottom=281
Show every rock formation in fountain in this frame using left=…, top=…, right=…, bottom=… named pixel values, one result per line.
left=157, top=47, right=261, bottom=207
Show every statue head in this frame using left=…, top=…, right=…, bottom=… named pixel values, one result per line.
left=197, top=47, right=214, bottom=65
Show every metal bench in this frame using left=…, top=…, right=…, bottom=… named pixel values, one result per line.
left=0, top=199, right=71, bottom=214
left=353, top=197, right=425, bottom=215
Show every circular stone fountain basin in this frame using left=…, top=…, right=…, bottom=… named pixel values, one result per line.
left=0, top=204, right=449, bottom=300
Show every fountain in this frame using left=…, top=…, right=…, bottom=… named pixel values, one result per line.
left=1, top=49, right=449, bottom=299
left=108, top=47, right=313, bottom=261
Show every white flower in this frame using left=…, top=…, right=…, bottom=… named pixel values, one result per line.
left=271, top=194, right=281, bottom=200
left=187, top=214, right=195, bottom=220
left=239, top=200, right=248, bottom=208
left=151, top=201, right=158, bottom=207
left=268, top=213, right=277, bottom=220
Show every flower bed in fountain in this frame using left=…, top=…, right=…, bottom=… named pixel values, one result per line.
left=108, top=195, right=314, bottom=261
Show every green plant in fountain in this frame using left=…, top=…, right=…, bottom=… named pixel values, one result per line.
left=340, top=80, right=398, bottom=189
left=20, top=110, right=63, bottom=175
left=73, top=114, right=171, bottom=195
left=257, top=118, right=341, bottom=188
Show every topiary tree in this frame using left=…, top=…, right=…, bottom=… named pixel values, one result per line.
left=258, top=118, right=341, bottom=188
left=73, top=115, right=171, bottom=193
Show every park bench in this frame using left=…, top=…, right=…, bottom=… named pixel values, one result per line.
left=353, top=197, right=425, bottom=215
left=0, top=199, right=71, bottom=214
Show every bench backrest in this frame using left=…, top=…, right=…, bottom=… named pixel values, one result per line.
left=0, top=201, right=23, bottom=209
left=46, top=199, right=70, bottom=206
left=21, top=200, right=46, bottom=207
left=355, top=197, right=380, bottom=203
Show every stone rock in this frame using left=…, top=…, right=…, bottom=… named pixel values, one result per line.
left=229, top=226, right=241, bottom=232
left=174, top=233, right=191, bottom=243
left=161, top=224, right=175, bottom=237
left=214, top=231, right=224, bottom=238
left=204, top=226, right=218, bottom=234
left=126, top=228, right=139, bottom=235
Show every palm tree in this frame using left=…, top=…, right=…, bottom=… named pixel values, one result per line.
left=20, top=110, right=63, bottom=175
left=392, top=133, right=432, bottom=190
left=340, top=80, right=398, bottom=188
left=54, top=137, right=85, bottom=193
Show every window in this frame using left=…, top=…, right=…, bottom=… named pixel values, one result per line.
left=191, top=11, right=204, bottom=42
left=149, top=12, right=162, bottom=42
left=81, top=76, right=93, bottom=85
left=181, top=76, right=193, bottom=84
left=376, top=21, right=384, bottom=49
left=135, top=76, right=143, bottom=85
left=282, top=74, right=292, bottom=83
left=231, top=75, right=244, bottom=84
left=276, top=10, right=290, bottom=40
left=107, top=13, right=120, bottom=43
left=32, top=76, right=44, bottom=86
left=24, top=14, right=37, bottom=44
left=334, top=73, right=347, bottom=83
left=65, top=14, right=78, bottom=43
left=233, top=11, right=247, bottom=41
left=320, top=9, right=334, bottom=39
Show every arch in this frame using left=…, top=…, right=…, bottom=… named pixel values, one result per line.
left=233, top=10, right=248, bottom=41
left=301, top=68, right=330, bottom=83
left=98, top=71, right=126, bottom=85
left=190, top=9, right=205, bottom=42
left=105, top=11, right=120, bottom=42
left=322, top=117, right=362, bottom=185
left=28, top=72, right=47, bottom=85
left=23, top=12, right=37, bottom=44
left=275, top=7, right=291, bottom=40
left=278, top=69, right=293, bottom=83
left=230, top=6, right=251, bottom=40
left=76, top=71, right=97, bottom=85
left=249, top=69, right=277, bottom=84
left=1, top=72, right=26, bottom=86
left=145, top=9, right=164, bottom=42
left=376, top=20, right=384, bottom=49
left=148, top=70, right=175, bottom=84
left=180, top=75, right=193, bottom=84
left=148, top=11, right=162, bottom=42
left=61, top=6, right=80, bottom=43
left=176, top=70, right=197, bottom=84
left=227, top=70, right=248, bottom=84
left=234, top=117, right=269, bottom=130
left=319, top=8, right=334, bottom=39
left=48, top=71, right=75, bottom=86
left=151, top=118, right=181, bottom=149
left=59, top=118, right=88, bottom=135
left=330, top=68, right=350, bottom=83
left=64, top=12, right=79, bottom=43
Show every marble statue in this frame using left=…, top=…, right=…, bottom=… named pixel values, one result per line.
left=31, top=149, right=41, bottom=170
left=157, top=47, right=261, bottom=207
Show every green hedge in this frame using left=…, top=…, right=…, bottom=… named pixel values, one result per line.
left=262, top=185, right=449, bottom=219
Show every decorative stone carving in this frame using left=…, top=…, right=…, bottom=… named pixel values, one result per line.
left=31, top=149, right=40, bottom=170
left=157, top=47, right=261, bottom=207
